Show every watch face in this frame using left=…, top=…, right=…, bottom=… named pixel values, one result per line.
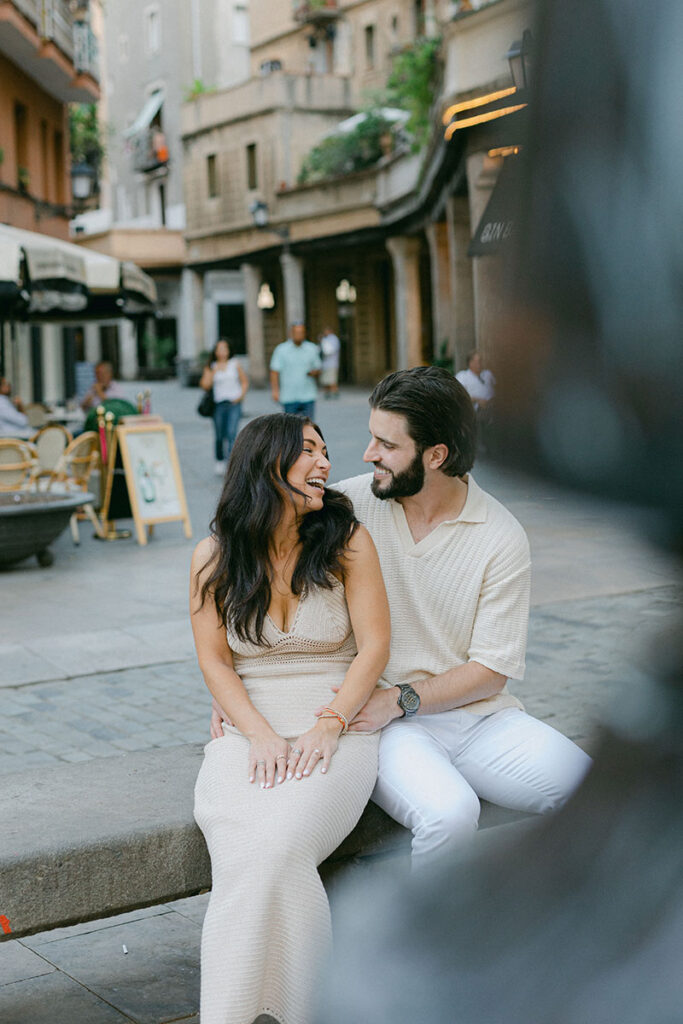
left=399, top=686, right=420, bottom=714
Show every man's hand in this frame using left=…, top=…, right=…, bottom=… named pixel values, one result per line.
left=210, top=698, right=233, bottom=740
left=315, top=686, right=403, bottom=734
left=271, top=389, right=279, bottom=403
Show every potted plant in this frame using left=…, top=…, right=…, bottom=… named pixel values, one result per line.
left=17, top=166, right=30, bottom=193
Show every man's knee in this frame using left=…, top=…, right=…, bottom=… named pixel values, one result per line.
left=538, top=743, right=593, bottom=814
left=414, top=788, right=481, bottom=855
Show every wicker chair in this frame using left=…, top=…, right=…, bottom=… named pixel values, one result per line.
left=0, top=439, right=38, bottom=491
left=53, top=431, right=104, bottom=542
left=24, top=403, right=49, bottom=429
left=31, top=424, right=73, bottom=490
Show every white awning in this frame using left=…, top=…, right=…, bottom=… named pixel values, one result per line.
left=0, top=225, right=157, bottom=315
left=122, top=90, right=164, bottom=139
left=121, top=261, right=157, bottom=303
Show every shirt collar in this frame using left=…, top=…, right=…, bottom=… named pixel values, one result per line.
left=445, top=473, right=488, bottom=524
left=386, top=472, right=488, bottom=525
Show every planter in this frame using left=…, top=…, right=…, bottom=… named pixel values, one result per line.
left=0, top=491, right=94, bottom=569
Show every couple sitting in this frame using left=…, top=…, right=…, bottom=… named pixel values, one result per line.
left=190, top=366, right=591, bottom=1024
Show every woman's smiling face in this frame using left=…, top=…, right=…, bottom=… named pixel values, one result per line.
left=285, top=424, right=330, bottom=513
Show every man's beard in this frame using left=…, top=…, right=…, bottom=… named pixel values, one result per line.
left=370, top=450, right=425, bottom=499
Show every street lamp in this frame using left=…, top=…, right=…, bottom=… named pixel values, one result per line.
left=506, top=29, right=533, bottom=93
left=249, top=200, right=290, bottom=240
left=71, top=160, right=97, bottom=204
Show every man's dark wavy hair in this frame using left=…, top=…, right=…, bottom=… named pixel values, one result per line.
left=198, top=413, right=358, bottom=644
left=369, top=366, right=477, bottom=476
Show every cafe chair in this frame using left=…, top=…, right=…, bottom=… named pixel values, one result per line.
left=31, top=424, right=73, bottom=491
left=53, top=431, right=104, bottom=543
left=24, top=403, right=49, bottom=429
left=0, top=439, right=38, bottom=491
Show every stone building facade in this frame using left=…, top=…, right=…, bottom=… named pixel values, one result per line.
left=73, top=0, right=251, bottom=379
left=181, top=0, right=533, bottom=386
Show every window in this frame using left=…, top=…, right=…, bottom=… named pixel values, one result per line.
left=144, top=6, right=161, bottom=56
left=207, top=154, right=219, bottom=197
left=40, top=119, right=49, bottom=199
left=246, top=143, right=257, bottom=190
left=159, top=182, right=166, bottom=226
left=232, top=4, right=249, bottom=45
left=391, top=14, right=399, bottom=38
left=364, top=25, right=376, bottom=68
left=53, top=129, right=64, bottom=204
left=14, top=102, right=28, bottom=189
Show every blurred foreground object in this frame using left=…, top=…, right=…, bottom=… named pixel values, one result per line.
left=321, top=2, right=683, bottom=1021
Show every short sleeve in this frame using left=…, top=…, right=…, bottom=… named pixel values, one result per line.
left=467, top=530, right=531, bottom=680
left=309, top=346, right=322, bottom=370
left=270, top=345, right=283, bottom=372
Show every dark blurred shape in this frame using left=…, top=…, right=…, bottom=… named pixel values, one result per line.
left=320, top=2, right=683, bottom=1021
left=496, top=1, right=683, bottom=526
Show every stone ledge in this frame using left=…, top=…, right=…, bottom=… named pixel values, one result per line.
left=0, top=744, right=528, bottom=941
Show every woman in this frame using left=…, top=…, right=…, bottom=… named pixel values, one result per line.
left=191, top=413, right=390, bottom=1024
left=200, top=339, right=249, bottom=474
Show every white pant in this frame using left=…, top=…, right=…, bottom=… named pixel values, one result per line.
left=372, top=707, right=592, bottom=864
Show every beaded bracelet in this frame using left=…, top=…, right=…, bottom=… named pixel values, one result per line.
left=319, top=706, right=349, bottom=734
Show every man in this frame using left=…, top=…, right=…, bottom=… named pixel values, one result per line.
left=269, top=321, right=321, bottom=418
left=80, top=361, right=125, bottom=411
left=0, top=377, right=30, bottom=437
left=456, top=350, right=495, bottom=411
left=319, top=326, right=341, bottom=399
left=332, top=367, right=591, bottom=864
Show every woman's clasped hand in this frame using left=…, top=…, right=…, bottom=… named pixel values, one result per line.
left=248, top=716, right=343, bottom=787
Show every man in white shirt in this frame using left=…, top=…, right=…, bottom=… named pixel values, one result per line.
left=319, top=326, right=341, bottom=398
left=333, top=367, right=590, bottom=864
left=80, top=361, right=126, bottom=411
left=456, top=350, right=496, bottom=411
left=0, top=377, right=30, bottom=437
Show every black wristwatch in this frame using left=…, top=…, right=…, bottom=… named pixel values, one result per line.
left=396, top=683, right=420, bottom=718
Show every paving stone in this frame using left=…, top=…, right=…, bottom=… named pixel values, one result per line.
left=0, top=940, right=56, bottom=985
left=22, top=906, right=172, bottom=948
left=0, top=970, right=132, bottom=1024
left=32, top=912, right=201, bottom=1024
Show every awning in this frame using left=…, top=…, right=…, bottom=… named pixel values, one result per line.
left=0, top=225, right=156, bottom=319
left=468, top=156, right=522, bottom=257
left=122, top=90, right=164, bottom=139
left=0, top=225, right=88, bottom=313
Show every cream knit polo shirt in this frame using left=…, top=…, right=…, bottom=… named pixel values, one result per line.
left=337, top=473, right=531, bottom=715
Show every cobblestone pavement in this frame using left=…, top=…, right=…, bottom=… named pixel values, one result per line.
left=0, top=380, right=680, bottom=773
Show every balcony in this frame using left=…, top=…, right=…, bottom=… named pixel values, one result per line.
left=293, top=0, right=340, bottom=26
left=0, top=0, right=99, bottom=101
left=132, top=129, right=170, bottom=176
left=181, top=70, right=352, bottom=140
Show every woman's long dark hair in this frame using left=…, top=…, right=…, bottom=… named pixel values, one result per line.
left=199, top=413, right=358, bottom=644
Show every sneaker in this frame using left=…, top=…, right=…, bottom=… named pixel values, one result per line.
left=214, top=460, right=226, bottom=476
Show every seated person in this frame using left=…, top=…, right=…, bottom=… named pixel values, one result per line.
left=0, top=377, right=30, bottom=437
left=81, top=362, right=125, bottom=411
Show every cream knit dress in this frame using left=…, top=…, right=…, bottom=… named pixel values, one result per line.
left=194, top=579, right=379, bottom=1024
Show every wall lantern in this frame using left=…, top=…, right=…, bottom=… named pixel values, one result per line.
left=71, top=160, right=97, bottom=203
left=336, top=278, right=357, bottom=303
left=506, top=29, right=533, bottom=93
left=249, top=199, right=270, bottom=228
left=257, top=282, right=275, bottom=309
left=249, top=200, right=290, bottom=241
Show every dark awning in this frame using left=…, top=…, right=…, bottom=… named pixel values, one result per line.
left=468, top=156, right=522, bottom=257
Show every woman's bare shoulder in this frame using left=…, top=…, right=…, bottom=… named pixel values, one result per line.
left=192, top=535, right=218, bottom=574
left=343, top=522, right=376, bottom=561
